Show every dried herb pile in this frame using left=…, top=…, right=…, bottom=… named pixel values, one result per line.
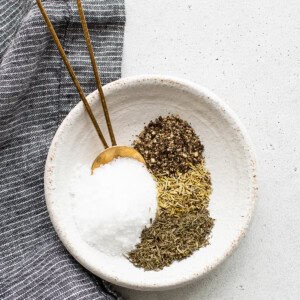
left=128, top=115, right=214, bottom=271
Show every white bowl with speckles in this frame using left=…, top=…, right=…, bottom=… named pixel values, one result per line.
left=45, top=75, right=257, bottom=291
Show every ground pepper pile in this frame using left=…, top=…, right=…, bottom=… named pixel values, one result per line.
left=133, top=115, right=204, bottom=176
left=128, top=115, right=215, bottom=271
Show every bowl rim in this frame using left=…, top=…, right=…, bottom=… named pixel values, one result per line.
left=45, top=74, right=257, bottom=291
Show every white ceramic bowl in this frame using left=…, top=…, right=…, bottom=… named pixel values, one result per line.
left=45, top=75, right=256, bottom=291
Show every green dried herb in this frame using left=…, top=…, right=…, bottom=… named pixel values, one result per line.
left=128, top=210, right=213, bottom=271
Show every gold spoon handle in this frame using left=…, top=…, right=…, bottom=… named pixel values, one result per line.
left=36, top=0, right=109, bottom=149
left=77, top=0, right=117, bottom=146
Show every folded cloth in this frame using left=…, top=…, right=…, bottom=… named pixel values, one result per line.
left=0, top=0, right=125, bottom=299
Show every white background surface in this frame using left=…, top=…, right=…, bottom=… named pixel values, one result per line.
left=117, top=0, right=300, bottom=299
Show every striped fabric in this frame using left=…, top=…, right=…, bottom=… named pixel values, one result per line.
left=0, top=0, right=125, bottom=299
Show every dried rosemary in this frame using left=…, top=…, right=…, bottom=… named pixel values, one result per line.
left=128, top=163, right=214, bottom=271
left=157, top=161, right=212, bottom=215
left=133, top=115, right=204, bottom=176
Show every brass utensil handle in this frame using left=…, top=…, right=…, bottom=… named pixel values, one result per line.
left=77, top=0, right=117, bottom=146
left=36, top=0, right=109, bottom=149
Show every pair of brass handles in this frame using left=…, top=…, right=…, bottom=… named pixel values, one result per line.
left=36, top=0, right=115, bottom=149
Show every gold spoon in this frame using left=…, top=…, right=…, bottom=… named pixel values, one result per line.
left=36, top=0, right=145, bottom=172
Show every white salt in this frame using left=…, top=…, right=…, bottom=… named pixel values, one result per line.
left=70, top=157, right=157, bottom=256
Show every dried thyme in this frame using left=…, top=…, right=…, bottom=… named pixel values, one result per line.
left=133, top=115, right=204, bottom=176
left=128, top=210, right=213, bottom=271
left=128, top=163, right=214, bottom=271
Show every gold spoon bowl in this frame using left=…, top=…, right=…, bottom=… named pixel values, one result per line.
left=91, top=146, right=145, bottom=173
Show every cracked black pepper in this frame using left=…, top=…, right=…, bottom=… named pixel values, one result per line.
left=133, top=115, right=204, bottom=176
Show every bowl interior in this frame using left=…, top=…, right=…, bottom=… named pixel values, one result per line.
left=45, top=76, right=256, bottom=291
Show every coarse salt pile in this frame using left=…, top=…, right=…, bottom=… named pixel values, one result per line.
left=70, top=157, right=157, bottom=256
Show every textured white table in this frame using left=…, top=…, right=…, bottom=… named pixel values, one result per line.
left=118, top=0, right=300, bottom=299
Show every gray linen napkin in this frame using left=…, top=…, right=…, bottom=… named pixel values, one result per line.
left=0, top=0, right=125, bottom=299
